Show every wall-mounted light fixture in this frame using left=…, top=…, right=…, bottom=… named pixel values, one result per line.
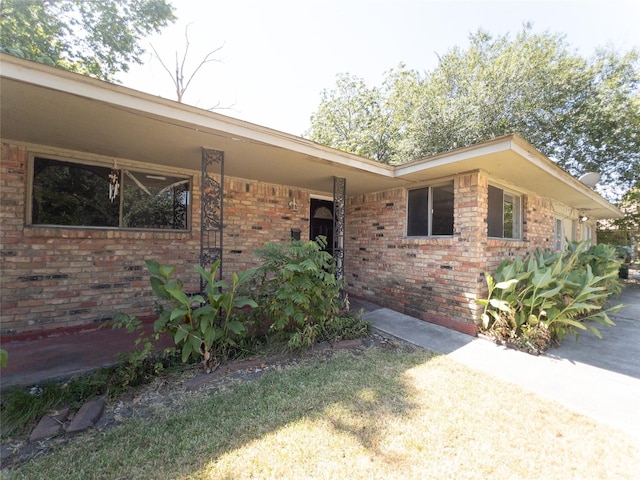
left=579, top=215, right=589, bottom=223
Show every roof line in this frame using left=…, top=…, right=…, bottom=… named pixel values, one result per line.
left=0, top=54, right=623, bottom=218
left=0, top=54, right=395, bottom=178
left=509, top=135, right=622, bottom=217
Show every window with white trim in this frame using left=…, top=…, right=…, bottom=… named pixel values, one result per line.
left=407, top=182, right=454, bottom=236
left=488, top=185, right=522, bottom=239
left=31, top=157, right=190, bottom=230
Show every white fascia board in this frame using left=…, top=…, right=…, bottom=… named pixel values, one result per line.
left=0, top=55, right=394, bottom=178
left=393, top=137, right=513, bottom=178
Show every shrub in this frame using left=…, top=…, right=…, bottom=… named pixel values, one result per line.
left=146, top=259, right=257, bottom=372
left=572, top=242, right=624, bottom=291
left=251, top=236, right=343, bottom=348
left=477, top=241, right=623, bottom=353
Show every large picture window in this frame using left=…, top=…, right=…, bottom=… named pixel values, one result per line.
left=31, top=157, right=190, bottom=230
left=488, top=185, right=521, bottom=239
left=407, top=182, right=454, bottom=236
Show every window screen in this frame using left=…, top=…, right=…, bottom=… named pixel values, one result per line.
left=487, top=185, right=504, bottom=237
left=432, top=184, right=454, bottom=235
left=407, top=187, right=430, bottom=236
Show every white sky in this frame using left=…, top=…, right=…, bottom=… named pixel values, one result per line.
left=118, top=0, right=640, bottom=137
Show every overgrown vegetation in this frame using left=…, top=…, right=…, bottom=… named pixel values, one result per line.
left=0, top=350, right=183, bottom=439
left=1, top=238, right=370, bottom=439
left=136, top=236, right=367, bottom=366
left=249, top=236, right=346, bottom=348
left=143, top=259, right=258, bottom=372
left=477, top=241, right=623, bottom=354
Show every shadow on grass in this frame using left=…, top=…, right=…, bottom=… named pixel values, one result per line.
left=10, top=346, right=439, bottom=479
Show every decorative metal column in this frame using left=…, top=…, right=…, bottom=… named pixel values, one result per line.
left=200, top=148, right=224, bottom=291
left=333, top=176, right=346, bottom=281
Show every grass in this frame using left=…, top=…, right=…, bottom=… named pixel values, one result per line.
left=4, top=346, right=640, bottom=479
left=1, top=312, right=369, bottom=440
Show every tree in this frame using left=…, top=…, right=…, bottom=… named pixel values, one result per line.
left=598, top=188, right=640, bottom=248
left=308, top=73, right=398, bottom=163
left=0, top=0, right=176, bottom=81
left=306, top=25, right=640, bottom=200
left=150, top=24, right=223, bottom=105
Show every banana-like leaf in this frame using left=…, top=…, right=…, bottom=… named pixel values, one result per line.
left=228, top=320, right=246, bottom=335
left=495, top=279, right=519, bottom=290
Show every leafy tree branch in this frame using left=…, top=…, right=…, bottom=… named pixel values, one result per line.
left=0, top=0, right=176, bottom=81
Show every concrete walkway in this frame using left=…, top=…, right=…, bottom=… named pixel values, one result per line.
left=362, top=286, right=640, bottom=442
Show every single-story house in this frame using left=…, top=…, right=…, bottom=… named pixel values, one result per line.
left=0, top=54, right=622, bottom=337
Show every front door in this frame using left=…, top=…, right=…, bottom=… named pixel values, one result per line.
left=310, top=198, right=334, bottom=255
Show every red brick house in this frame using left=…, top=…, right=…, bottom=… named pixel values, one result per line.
left=0, top=54, right=622, bottom=336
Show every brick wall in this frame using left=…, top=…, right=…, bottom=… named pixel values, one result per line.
left=0, top=142, right=312, bottom=334
left=1, top=141, right=590, bottom=336
left=0, top=143, right=202, bottom=333
left=223, top=179, right=309, bottom=273
left=345, top=172, right=486, bottom=334
left=345, top=171, right=577, bottom=334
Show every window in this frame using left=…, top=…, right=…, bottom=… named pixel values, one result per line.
left=31, top=157, right=190, bottom=230
left=488, top=185, right=521, bottom=239
left=554, top=217, right=576, bottom=251
left=554, top=218, right=563, bottom=251
left=407, top=182, right=454, bottom=236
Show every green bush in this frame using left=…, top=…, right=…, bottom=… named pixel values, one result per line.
left=251, top=236, right=343, bottom=348
left=572, top=242, right=625, bottom=291
left=477, top=241, right=623, bottom=353
left=146, top=259, right=257, bottom=372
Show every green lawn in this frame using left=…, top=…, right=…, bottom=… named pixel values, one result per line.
left=4, top=346, right=639, bottom=479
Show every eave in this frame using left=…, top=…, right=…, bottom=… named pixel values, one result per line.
left=0, top=54, right=622, bottom=219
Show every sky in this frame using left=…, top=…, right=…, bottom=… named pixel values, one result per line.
left=119, top=0, right=640, bottom=137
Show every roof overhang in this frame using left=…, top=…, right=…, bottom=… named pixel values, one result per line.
left=394, top=135, right=622, bottom=219
left=0, top=54, right=622, bottom=219
left=0, top=54, right=399, bottom=196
